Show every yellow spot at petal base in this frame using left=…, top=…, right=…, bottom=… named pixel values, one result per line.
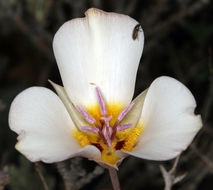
left=72, top=130, right=90, bottom=147
left=100, top=142, right=120, bottom=164
left=86, top=103, right=125, bottom=126
left=71, top=103, right=143, bottom=165
left=119, top=124, right=143, bottom=151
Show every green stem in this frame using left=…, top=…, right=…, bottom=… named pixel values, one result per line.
left=35, top=162, right=49, bottom=190
left=108, top=168, right=121, bottom=190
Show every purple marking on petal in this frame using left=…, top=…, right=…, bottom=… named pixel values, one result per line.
left=76, top=105, right=96, bottom=124
left=117, top=101, right=135, bottom=121
left=116, top=123, right=132, bottom=131
left=79, top=126, right=99, bottom=134
left=96, top=87, right=107, bottom=116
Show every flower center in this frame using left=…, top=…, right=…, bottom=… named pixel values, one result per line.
left=72, top=87, right=143, bottom=164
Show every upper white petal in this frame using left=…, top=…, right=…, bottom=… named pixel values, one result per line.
left=9, top=87, right=101, bottom=163
left=124, top=76, right=202, bottom=160
left=53, top=8, right=144, bottom=107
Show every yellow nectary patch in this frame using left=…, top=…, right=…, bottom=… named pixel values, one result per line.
left=72, top=103, right=143, bottom=164
left=119, top=124, right=143, bottom=151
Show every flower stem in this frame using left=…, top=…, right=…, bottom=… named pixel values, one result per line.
left=35, top=162, right=49, bottom=190
left=108, top=168, right=121, bottom=190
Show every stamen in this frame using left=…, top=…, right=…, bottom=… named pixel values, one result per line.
left=116, top=124, right=132, bottom=131
left=117, top=101, right=135, bottom=121
left=79, top=126, right=99, bottom=134
left=76, top=87, right=136, bottom=150
left=112, top=120, right=119, bottom=129
left=76, top=105, right=96, bottom=124
left=96, top=87, right=107, bottom=116
left=110, top=124, right=117, bottom=141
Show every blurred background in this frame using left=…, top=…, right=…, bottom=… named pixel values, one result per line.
left=0, top=0, right=213, bottom=189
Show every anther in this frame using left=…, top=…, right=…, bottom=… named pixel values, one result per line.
left=96, top=87, right=107, bottom=116
left=76, top=105, right=96, bottom=124
left=117, top=101, right=135, bottom=121
left=116, top=124, right=132, bottom=131
left=79, top=126, right=99, bottom=134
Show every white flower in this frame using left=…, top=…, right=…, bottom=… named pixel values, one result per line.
left=8, top=8, right=202, bottom=169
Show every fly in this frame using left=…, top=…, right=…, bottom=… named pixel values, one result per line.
left=132, top=24, right=142, bottom=40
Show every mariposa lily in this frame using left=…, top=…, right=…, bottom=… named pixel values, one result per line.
left=9, top=8, right=202, bottom=176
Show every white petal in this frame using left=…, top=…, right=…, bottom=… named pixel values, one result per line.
left=53, top=8, right=144, bottom=107
left=124, top=76, right=202, bottom=160
left=9, top=87, right=101, bottom=163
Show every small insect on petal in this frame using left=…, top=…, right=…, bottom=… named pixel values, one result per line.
left=132, top=24, right=142, bottom=40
